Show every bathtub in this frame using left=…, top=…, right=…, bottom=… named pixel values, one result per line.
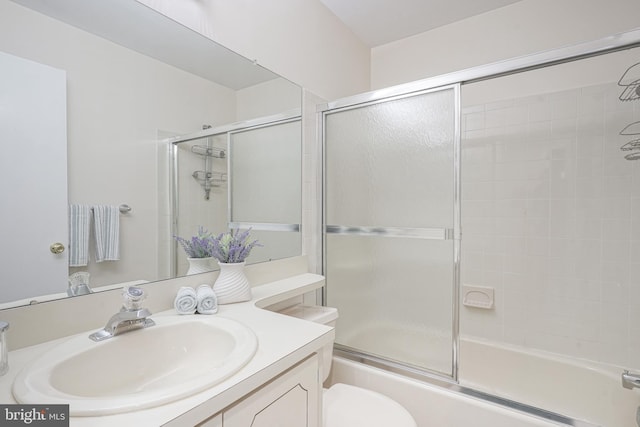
left=326, top=338, right=640, bottom=427
left=460, top=337, right=640, bottom=427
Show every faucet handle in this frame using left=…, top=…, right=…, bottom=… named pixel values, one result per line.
left=122, top=286, right=146, bottom=311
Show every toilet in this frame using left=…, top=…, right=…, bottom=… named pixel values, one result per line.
left=278, top=305, right=417, bottom=427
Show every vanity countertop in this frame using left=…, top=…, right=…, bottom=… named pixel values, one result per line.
left=0, top=273, right=332, bottom=426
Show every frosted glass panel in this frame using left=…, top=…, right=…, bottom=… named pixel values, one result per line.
left=243, top=230, right=301, bottom=264
left=324, top=87, right=457, bottom=377
left=326, top=89, right=455, bottom=228
left=326, top=235, right=454, bottom=375
left=231, top=120, right=301, bottom=224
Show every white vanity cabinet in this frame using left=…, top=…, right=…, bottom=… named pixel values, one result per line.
left=192, top=354, right=321, bottom=427
left=222, top=354, right=320, bottom=427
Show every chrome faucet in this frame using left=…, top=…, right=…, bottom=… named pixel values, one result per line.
left=622, top=370, right=640, bottom=390
left=89, top=286, right=155, bottom=342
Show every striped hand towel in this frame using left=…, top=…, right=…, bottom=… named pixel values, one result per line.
left=93, top=205, right=120, bottom=262
left=68, top=204, right=91, bottom=267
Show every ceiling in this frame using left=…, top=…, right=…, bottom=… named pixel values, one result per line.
left=319, top=0, right=523, bottom=47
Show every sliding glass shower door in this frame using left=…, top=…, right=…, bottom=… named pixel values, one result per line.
left=323, top=85, right=460, bottom=377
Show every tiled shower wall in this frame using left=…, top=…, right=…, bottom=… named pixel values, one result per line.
left=461, top=80, right=640, bottom=368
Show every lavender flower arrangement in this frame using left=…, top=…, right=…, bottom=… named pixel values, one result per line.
left=174, top=226, right=215, bottom=258
left=210, top=228, right=261, bottom=264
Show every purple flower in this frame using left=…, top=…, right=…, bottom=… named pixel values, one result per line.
left=173, top=226, right=215, bottom=258
left=210, top=228, right=262, bottom=263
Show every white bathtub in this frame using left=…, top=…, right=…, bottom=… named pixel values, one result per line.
left=326, top=338, right=640, bottom=427
left=460, top=337, right=640, bottom=427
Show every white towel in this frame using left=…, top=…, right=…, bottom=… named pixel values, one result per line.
left=69, top=204, right=91, bottom=267
left=174, top=287, right=197, bottom=314
left=93, top=205, right=120, bottom=262
left=196, top=284, right=218, bottom=315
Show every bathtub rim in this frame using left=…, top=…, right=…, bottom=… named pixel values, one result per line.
left=333, top=347, right=599, bottom=427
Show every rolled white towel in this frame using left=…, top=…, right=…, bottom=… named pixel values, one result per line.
left=174, top=286, right=197, bottom=314
left=196, top=284, right=218, bottom=315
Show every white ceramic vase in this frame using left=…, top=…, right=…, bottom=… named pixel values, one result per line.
left=186, top=257, right=216, bottom=275
left=213, top=261, right=252, bottom=304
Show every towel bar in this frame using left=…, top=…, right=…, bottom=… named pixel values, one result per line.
left=84, top=204, right=131, bottom=214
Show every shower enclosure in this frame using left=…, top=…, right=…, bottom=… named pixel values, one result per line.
left=168, top=112, right=302, bottom=276
left=321, top=31, right=640, bottom=427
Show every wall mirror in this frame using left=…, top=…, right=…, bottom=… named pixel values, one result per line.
left=0, top=0, right=302, bottom=308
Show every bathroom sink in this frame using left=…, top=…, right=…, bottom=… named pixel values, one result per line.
left=13, top=315, right=258, bottom=416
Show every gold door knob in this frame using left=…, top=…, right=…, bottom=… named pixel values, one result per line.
left=50, top=243, right=65, bottom=254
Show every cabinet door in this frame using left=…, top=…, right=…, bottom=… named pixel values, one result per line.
left=223, top=355, right=320, bottom=427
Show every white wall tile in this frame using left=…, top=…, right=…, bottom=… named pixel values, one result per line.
left=526, top=238, right=548, bottom=256
left=575, top=218, right=602, bottom=239
left=575, top=156, right=602, bottom=178
left=499, top=236, right=527, bottom=255
left=578, top=87, right=605, bottom=117
left=569, top=278, right=601, bottom=302
left=528, top=99, right=551, bottom=123
left=632, top=175, right=640, bottom=197
left=461, top=79, right=640, bottom=369
left=551, top=92, right=578, bottom=120
left=463, top=181, right=495, bottom=200
left=603, top=218, right=632, bottom=240
left=526, top=218, right=549, bottom=237
left=527, top=120, right=553, bottom=140
left=601, top=262, right=629, bottom=303
left=550, top=137, right=577, bottom=160
left=551, top=119, right=577, bottom=140
left=465, top=111, right=485, bottom=131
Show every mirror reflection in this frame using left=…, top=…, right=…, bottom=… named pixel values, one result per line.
left=0, top=0, right=302, bottom=308
left=170, top=113, right=302, bottom=277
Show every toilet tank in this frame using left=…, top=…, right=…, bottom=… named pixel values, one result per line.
left=278, top=305, right=338, bottom=383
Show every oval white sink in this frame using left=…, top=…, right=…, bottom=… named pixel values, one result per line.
left=13, top=315, right=257, bottom=416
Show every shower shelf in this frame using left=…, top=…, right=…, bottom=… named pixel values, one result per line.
left=618, top=62, right=640, bottom=101
left=618, top=63, right=640, bottom=160
left=618, top=121, right=640, bottom=160
left=191, top=145, right=225, bottom=158
left=620, top=139, right=640, bottom=151
left=192, top=170, right=227, bottom=186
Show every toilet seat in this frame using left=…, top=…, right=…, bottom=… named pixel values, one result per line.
left=323, top=383, right=417, bottom=427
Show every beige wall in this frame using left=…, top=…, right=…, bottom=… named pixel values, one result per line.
left=136, top=0, right=371, bottom=101
left=371, top=0, right=640, bottom=89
